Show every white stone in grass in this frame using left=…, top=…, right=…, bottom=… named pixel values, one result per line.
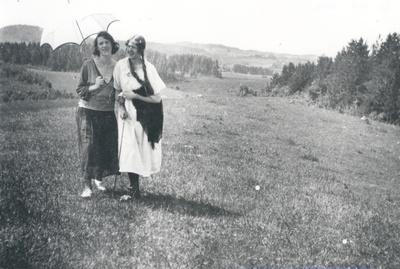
left=184, top=145, right=194, bottom=148
left=361, top=116, right=370, bottom=124
left=120, top=195, right=131, bottom=201
left=255, top=185, right=260, bottom=191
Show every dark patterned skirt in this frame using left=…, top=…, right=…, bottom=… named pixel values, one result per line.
left=76, top=107, right=119, bottom=180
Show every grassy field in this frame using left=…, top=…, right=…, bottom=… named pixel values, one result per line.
left=1, top=71, right=399, bottom=269
left=28, top=69, right=81, bottom=94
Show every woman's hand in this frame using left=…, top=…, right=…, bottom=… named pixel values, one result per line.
left=117, top=95, right=125, bottom=106
left=121, top=91, right=138, bottom=100
left=95, top=76, right=105, bottom=87
left=89, top=76, right=105, bottom=91
left=120, top=111, right=129, bottom=120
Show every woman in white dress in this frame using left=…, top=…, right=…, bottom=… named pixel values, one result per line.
left=113, top=35, right=166, bottom=199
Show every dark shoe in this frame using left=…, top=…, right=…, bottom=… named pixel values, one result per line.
left=128, top=186, right=141, bottom=199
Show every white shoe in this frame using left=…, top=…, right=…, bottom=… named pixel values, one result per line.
left=120, top=195, right=132, bottom=201
left=94, top=180, right=106, bottom=191
left=81, top=189, right=92, bottom=198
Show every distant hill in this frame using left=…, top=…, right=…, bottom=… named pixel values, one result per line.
left=0, top=25, right=42, bottom=43
left=0, top=24, right=318, bottom=72
left=146, top=41, right=318, bottom=71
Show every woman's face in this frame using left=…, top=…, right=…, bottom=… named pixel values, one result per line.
left=97, top=37, right=112, bottom=57
left=126, top=41, right=139, bottom=59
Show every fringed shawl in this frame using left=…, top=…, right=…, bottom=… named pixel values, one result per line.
left=128, top=59, right=163, bottom=148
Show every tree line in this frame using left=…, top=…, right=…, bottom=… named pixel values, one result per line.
left=0, top=42, right=224, bottom=80
left=232, top=64, right=273, bottom=76
left=268, top=33, right=400, bottom=124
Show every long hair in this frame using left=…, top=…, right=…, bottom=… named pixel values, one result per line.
left=126, top=35, right=154, bottom=96
left=93, top=31, right=120, bottom=56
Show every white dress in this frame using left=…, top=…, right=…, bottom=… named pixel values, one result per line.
left=113, top=57, right=166, bottom=176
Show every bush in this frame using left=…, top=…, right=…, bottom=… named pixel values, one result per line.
left=238, top=85, right=257, bottom=97
left=305, top=80, right=327, bottom=101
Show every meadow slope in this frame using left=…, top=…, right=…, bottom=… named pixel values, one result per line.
left=1, top=76, right=400, bottom=268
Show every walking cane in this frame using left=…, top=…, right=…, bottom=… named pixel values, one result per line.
left=113, top=119, right=125, bottom=192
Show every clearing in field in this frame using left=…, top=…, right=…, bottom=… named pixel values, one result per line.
left=1, top=72, right=399, bottom=269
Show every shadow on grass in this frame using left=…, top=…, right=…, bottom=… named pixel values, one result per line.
left=141, top=193, right=242, bottom=218
left=104, top=189, right=241, bottom=218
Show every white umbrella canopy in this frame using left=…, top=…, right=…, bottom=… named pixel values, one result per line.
left=40, top=13, right=119, bottom=50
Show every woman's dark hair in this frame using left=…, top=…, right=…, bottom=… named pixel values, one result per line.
left=125, top=35, right=146, bottom=52
left=93, top=31, right=120, bottom=56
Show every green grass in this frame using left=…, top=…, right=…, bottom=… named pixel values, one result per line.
left=1, top=74, right=399, bottom=269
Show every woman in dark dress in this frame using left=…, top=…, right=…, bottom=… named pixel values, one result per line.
left=76, top=31, right=120, bottom=198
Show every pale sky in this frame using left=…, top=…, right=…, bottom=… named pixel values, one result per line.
left=1, top=0, right=399, bottom=57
